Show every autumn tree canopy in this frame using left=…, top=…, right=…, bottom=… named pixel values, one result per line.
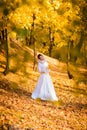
left=0, top=0, right=87, bottom=75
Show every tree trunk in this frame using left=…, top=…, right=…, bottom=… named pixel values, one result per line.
left=32, top=13, right=36, bottom=70
left=33, top=38, right=36, bottom=71
left=29, top=29, right=33, bottom=46
left=3, top=28, right=9, bottom=75
left=48, top=27, right=54, bottom=57
left=67, top=39, right=73, bottom=79
left=83, top=41, right=87, bottom=65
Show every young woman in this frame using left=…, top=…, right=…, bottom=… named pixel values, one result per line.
left=31, top=54, right=58, bottom=101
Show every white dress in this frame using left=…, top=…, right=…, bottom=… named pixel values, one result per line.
left=31, top=60, right=58, bottom=101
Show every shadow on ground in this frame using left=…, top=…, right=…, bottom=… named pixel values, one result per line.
left=0, top=78, right=31, bottom=97
left=0, top=123, right=34, bottom=130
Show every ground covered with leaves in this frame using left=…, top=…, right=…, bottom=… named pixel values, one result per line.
left=0, top=56, right=87, bottom=130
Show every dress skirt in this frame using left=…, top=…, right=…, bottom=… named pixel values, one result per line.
left=31, top=73, right=58, bottom=101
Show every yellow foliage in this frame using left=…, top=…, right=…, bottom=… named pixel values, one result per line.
left=9, top=31, right=17, bottom=39
left=9, top=5, right=32, bottom=28
left=7, top=0, right=81, bottom=52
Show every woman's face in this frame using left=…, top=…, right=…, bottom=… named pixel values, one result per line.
left=39, top=55, right=45, bottom=60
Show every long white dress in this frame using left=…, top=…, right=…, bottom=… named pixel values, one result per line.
left=31, top=60, right=58, bottom=101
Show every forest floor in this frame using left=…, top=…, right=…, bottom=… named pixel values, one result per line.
left=0, top=43, right=87, bottom=130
